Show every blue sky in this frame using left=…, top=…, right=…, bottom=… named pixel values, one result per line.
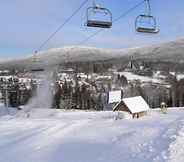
left=0, top=0, right=184, bottom=58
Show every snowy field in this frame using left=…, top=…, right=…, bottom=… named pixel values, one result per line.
left=115, top=72, right=163, bottom=84
left=0, top=105, right=184, bottom=162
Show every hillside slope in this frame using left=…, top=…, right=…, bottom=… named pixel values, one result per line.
left=133, top=38, right=184, bottom=62
left=0, top=38, right=184, bottom=69
left=0, top=108, right=184, bottom=162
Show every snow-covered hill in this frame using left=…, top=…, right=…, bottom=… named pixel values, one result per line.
left=0, top=106, right=184, bottom=162
left=0, top=46, right=131, bottom=69
left=28, top=38, right=184, bottom=64
left=132, top=38, right=184, bottom=62
left=1, top=38, right=184, bottom=69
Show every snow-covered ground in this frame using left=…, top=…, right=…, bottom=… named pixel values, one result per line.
left=116, top=72, right=163, bottom=84
left=0, top=105, right=184, bottom=162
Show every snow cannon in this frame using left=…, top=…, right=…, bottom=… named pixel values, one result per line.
left=160, top=102, right=167, bottom=114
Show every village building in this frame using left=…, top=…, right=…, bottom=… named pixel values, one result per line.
left=124, top=57, right=152, bottom=76
left=113, top=96, right=150, bottom=118
left=124, top=59, right=140, bottom=72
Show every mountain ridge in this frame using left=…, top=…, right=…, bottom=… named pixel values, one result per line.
left=0, top=38, right=184, bottom=69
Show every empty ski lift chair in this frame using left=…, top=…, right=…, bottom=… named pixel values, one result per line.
left=135, top=0, right=159, bottom=34
left=86, top=4, right=112, bottom=28
left=31, top=51, right=44, bottom=72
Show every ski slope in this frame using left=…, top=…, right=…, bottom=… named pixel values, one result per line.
left=0, top=107, right=184, bottom=162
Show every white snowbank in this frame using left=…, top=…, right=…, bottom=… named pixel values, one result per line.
left=0, top=107, right=184, bottom=162
left=116, top=72, right=163, bottom=84
left=0, top=103, right=17, bottom=117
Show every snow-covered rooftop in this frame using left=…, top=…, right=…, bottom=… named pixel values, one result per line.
left=116, top=72, right=163, bottom=84
left=122, top=96, right=150, bottom=113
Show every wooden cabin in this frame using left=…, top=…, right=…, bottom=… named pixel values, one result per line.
left=113, top=96, right=150, bottom=118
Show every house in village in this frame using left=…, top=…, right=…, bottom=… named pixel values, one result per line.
left=124, top=59, right=140, bottom=72
left=113, top=96, right=150, bottom=118
left=124, top=58, right=152, bottom=76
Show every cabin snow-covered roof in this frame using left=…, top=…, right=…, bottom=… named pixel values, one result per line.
left=123, top=96, right=150, bottom=113
left=114, top=96, right=150, bottom=113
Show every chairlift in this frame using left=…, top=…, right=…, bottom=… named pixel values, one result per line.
left=135, top=15, right=159, bottom=33
left=32, top=51, right=41, bottom=63
left=135, top=0, right=159, bottom=34
left=86, top=3, right=112, bottom=28
left=31, top=51, right=44, bottom=72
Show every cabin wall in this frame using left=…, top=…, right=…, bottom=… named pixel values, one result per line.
left=133, top=111, right=147, bottom=118
left=114, top=102, right=131, bottom=113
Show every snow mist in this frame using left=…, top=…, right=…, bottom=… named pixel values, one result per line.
left=26, top=71, right=53, bottom=109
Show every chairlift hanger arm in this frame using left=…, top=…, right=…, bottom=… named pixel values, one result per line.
left=145, top=0, right=151, bottom=16
left=86, top=6, right=112, bottom=19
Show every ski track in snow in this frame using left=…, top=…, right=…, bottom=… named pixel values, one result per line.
left=0, top=109, right=184, bottom=162
left=167, top=119, right=184, bottom=162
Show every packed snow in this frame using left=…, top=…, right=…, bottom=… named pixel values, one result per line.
left=116, top=72, right=163, bottom=84
left=0, top=104, right=184, bottom=162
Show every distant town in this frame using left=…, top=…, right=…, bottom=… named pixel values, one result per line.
left=1, top=57, right=184, bottom=110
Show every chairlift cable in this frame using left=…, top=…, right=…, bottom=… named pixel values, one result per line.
left=79, top=0, right=145, bottom=45
left=79, top=29, right=103, bottom=44
left=35, top=0, right=90, bottom=53
left=113, top=0, right=145, bottom=23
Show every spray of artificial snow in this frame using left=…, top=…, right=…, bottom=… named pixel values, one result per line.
left=26, top=71, right=54, bottom=110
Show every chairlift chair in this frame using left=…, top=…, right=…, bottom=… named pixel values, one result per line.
left=86, top=6, right=112, bottom=28
left=135, top=0, right=159, bottom=34
left=135, top=14, right=159, bottom=34
left=32, top=51, right=41, bottom=63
